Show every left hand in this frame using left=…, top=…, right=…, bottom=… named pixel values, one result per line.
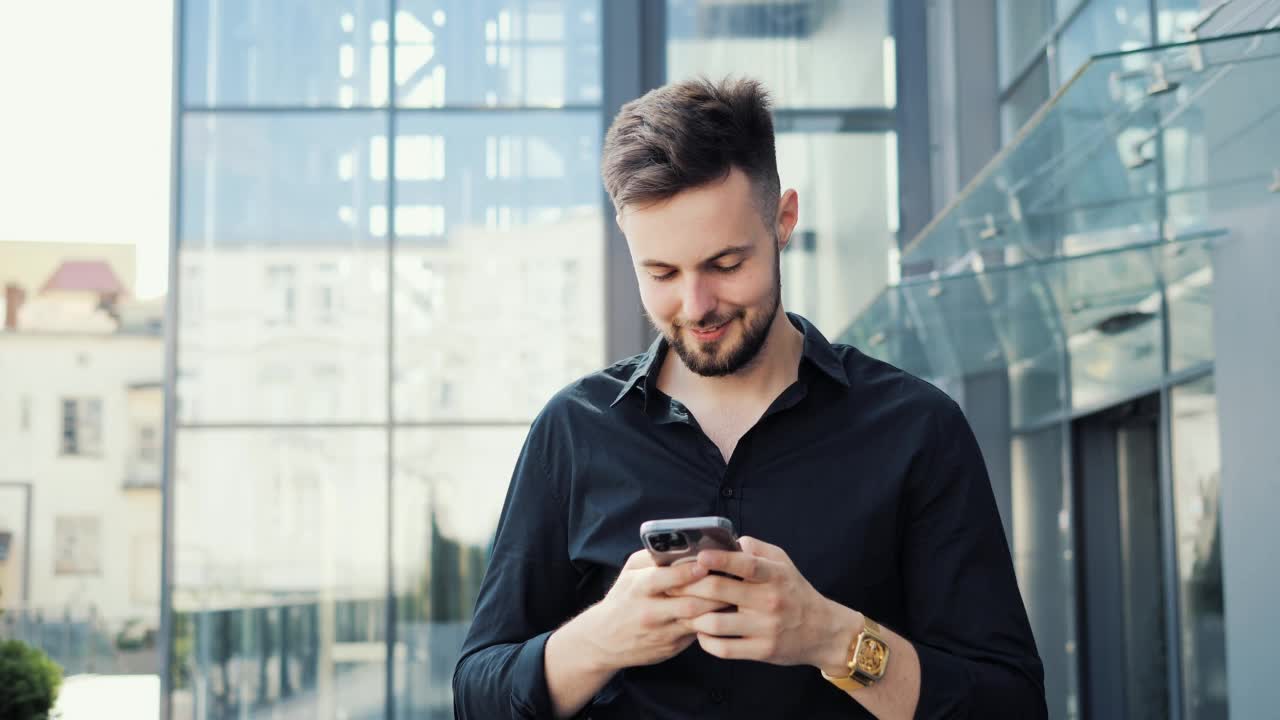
left=668, top=536, right=858, bottom=669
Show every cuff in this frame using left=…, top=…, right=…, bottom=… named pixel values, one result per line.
left=911, top=641, right=972, bottom=720
left=509, top=629, right=558, bottom=718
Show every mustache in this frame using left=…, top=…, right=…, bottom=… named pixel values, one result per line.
left=675, top=311, right=742, bottom=331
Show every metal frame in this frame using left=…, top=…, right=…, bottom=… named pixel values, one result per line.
left=384, top=1, right=399, bottom=712
left=159, top=1, right=185, bottom=717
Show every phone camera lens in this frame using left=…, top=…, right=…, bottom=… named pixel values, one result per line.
left=669, top=533, right=688, bottom=548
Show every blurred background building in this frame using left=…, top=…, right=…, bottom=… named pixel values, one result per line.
left=2, top=1, right=1278, bottom=719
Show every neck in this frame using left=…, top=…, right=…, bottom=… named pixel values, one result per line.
left=663, top=309, right=805, bottom=406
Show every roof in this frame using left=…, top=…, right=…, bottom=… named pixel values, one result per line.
left=40, top=260, right=127, bottom=295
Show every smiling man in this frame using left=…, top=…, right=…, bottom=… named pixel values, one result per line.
left=453, top=77, right=1046, bottom=719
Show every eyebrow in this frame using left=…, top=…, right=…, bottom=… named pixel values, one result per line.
left=639, top=244, right=755, bottom=270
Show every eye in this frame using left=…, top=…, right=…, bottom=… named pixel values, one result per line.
left=715, top=261, right=744, bottom=273
left=650, top=270, right=677, bottom=282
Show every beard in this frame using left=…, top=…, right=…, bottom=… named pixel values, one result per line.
left=659, top=249, right=783, bottom=378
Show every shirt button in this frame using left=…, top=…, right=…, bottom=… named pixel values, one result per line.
left=710, top=688, right=727, bottom=704
left=720, top=485, right=734, bottom=499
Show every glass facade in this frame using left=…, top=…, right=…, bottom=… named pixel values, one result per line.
left=998, top=0, right=1239, bottom=141
left=171, top=1, right=603, bottom=717
left=846, top=26, right=1280, bottom=720
left=170, top=1, right=897, bottom=716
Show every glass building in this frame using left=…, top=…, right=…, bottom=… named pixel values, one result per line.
left=160, top=1, right=1280, bottom=718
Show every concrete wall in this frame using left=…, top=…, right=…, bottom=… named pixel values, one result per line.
left=1212, top=202, right=1280, bottom=717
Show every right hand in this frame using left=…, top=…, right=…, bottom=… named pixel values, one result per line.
left=580, top=549, right=733, bottom=672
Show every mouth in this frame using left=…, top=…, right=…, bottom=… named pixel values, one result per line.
left=688, top=320, right=730, bottom=343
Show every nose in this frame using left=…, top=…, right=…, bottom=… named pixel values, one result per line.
left=681, top=273, right=717, bottom=325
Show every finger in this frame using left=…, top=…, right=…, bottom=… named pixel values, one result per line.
left=668, top=574, right=754, bottom=608
left=682, top=607, right=772, bottom=638
left=737, top=536, right=787, bottom=562
left=663, top=596, right=732, bottom=621
left=697, top=548, right=775, bottom=583
left=641, top=560, right=708, bottom=594
left=696, top=633, right=774, bottom=662
left=623, top=549, right=655, bottom=570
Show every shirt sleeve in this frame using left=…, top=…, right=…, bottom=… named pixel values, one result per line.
left=452, top=414, right=581, bottom=719
left=901, top=398, right=1048, bottom=719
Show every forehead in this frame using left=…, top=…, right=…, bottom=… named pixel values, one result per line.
left=620, top=168, right=768, bottom=263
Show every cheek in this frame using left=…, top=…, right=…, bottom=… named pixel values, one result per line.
left=722, top=267, right=775, bottom=309
left=637, top=282, right=681, bottom=323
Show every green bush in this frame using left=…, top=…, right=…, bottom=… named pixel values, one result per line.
left=0, top=639, right=63, bottom=720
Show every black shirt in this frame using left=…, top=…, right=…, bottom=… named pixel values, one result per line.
left=453, top=313, right=1046, bottom=719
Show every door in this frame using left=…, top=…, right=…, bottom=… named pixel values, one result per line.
left=1073, top=394, right=1169, bottom=720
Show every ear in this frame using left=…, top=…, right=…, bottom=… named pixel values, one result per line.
left=775, top=189, right=799, bottom=252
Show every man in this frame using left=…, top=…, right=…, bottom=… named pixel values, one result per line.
left=453, top=77, right=1045, bottom=719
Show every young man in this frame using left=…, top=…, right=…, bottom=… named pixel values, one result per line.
left=453, top=77, right=1046, bottom=719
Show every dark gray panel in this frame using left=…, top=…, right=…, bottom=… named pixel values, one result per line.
left=602, top=0, right=665, bottom=363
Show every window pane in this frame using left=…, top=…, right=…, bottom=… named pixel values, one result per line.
left=392, top=112, right=604, bottom=422
left=172, top=429, right=387, bottom=718
left=1058, top=0, right=1152, bottom=82
left=392, top=426, right=527, bottom=717
left=179, top=113, right=388, bottom=423
left=1171, top=375, right=1229, bottom=720
left=1050, top=246, right=1164, bottom=411
left=776, top=132, right=896, bottom=335
left=184, top=0, right=390, bottom=108
left=667, top=0, right=892, bottom=108
left=998, top=0, right=1053, bottom=85
left=1001, top=56, right=1050, bottom=142
left=1165, top=238, right=1214, bottom=372
left=396, top=1, right=602, bottom=107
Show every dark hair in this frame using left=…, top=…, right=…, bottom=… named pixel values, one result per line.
left=601, top=76, right=780, bottom=223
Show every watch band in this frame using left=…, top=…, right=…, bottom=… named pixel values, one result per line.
left=820, top=616, right=889, bottom=692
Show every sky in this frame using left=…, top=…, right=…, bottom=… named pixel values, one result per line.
left=0, top=2, right=174, bottom=299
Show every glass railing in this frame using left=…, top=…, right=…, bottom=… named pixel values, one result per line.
left=840, top=27, right=1280, bottom=429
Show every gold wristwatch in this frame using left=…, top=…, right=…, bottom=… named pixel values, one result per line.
left=820, top=615, right=889, bottom=692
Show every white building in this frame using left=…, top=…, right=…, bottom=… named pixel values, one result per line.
left=0, top=251, right=164, bottom=637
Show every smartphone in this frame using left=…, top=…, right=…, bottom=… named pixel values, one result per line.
left=640, top=516, right=741, bottom=567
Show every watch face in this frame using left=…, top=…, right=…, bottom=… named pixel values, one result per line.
left=855, top=637, right=888, bottom=676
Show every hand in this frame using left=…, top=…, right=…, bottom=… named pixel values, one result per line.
left=670, top=537, right=859, bottom=670
left=578, top=549, right=735, bottom=673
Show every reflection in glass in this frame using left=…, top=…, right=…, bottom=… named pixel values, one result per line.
left=179, top=113, right=389, bottom=424
left=1164, top=239, right=1214, bottom=372
left=392, top=427, right=528, bottom=717
left=392, top=113, right=603, bottom=422
left=776, top=133, right=896, bottom=336
left=1171, top=376, right=1229, bottom=719
left=1053, top=247, right=1163, bottom=411
left=171, top=429, right=387, bottom=719
left=396, top=0, right=602, bottom=107
left=666, top=0, right=892, bottom=108
left=1058, top=0, right=1152, bottom=82
left=184, top=0, right=390, bottom=108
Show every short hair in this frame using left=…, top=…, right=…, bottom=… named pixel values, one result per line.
left=601, top=76, right=780, bottom=224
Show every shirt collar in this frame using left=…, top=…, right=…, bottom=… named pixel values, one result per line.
left=610, top=312, right=848, bottom=409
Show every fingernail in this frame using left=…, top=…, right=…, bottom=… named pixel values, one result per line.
left=690, top=564, right=707, bottom=577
